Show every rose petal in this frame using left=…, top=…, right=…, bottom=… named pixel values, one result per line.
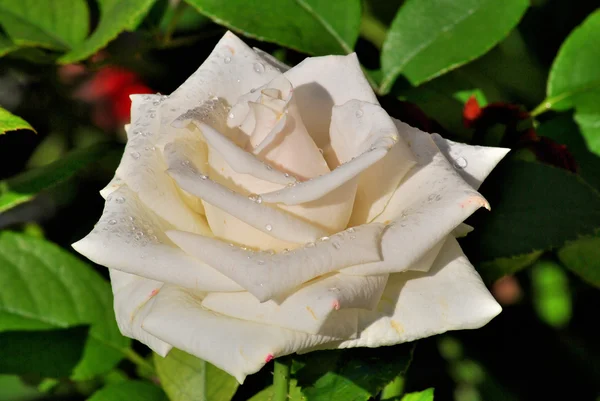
left=99, top=175, right=124, bottom=199
left=259, top=101, right=404, bottom=206
left=431, top=133, right=510, bottom=190
left=344, top=121, right=489, bottom=275
left=185, top=122, right=297, bottom=185
left=109, top=269, right=171, bottom=356
left=117, top=94, right=211, bottom=236
left=284, top=53, right=378, bottom=149
left=142, top=285, right=335, bottom=383
left=453, top=223, right=474, bottom=238
left=166, top=224, right=384, bottom=302
left=72, top=186, right=242, bottom=292
left=160, top=31, right=282, bottom=125
left=164, top=150, right=330, bottom=243
left=253, top=47, right=291, bottom=72
left=338, top=237, right=501, bottom=348
left=201, top=273, right=387, bottom=336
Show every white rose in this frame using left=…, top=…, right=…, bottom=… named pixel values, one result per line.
left=73, top=32, right=509, bottom=383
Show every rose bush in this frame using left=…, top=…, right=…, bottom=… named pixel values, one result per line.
left=73, top=32, right=509, bottom=383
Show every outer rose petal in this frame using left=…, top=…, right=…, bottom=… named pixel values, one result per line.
left=160, top=31, right=283, bottom=125
left=284, top=53, right=378, bottom=150
left=300, top=237, right=501, bottom=354
left=166, top=223, right=384, bottom=301
left=117, top=94, right=211, bottom=236
left=143, top=285, right=337, bottom=383
left=109, top=270, right=171, bottom=356
left=339, top=237, right=502, bottom=348
left=431, top=133, right=510, bottom=190
left=201, top=273, right=388, bottom=336
left=72, top=186, right=242, bottom=292
left=344, top=120, right=490, bottom=275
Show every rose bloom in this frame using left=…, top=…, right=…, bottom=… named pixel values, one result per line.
left=73, top=32, right=509, bottom=382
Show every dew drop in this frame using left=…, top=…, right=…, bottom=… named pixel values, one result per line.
left=253, top=63, right=265, bottom=73
left=236, top=79, right=241, bottom=83
left=224, top=56, right=231, bottom=64
left=282, top=248, right=290, bottom=254
left=319, top=236, right=330, bottom=242
left=355, top=109, right=363, bottom=118
left=115, top=196, right=125, bottom=204
left=200, top=174, right=208, bottom=180
left=150, top=112, right=156, bottom=118
left=108, top=219, right=117, bottom=225
left=248, top=194, right=263, bottom=204
left=181, top=160, right=190, bottom=166
left=305, top=242, right=316, bottom=248
left=454, top=157, right=468, bottom=169
left=347, top=227, right=355, bottom=233
left=318, top=148, right=324, bottom=155
left=228, top=112, right=235, bottom=119
left=265, top=224, right=273, bottom=231
left=134, top=130, right=142, bottom=135
left=257, top=260, right=265, bottom=265
left=130, top=151, right=140, bottom=159
left=332, top=241, right=341, bottom=249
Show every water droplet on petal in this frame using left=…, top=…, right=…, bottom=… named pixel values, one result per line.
left=454, top=157, right=468, bottom=169
left=224, top=56, right=231, bottom=64
left=355, top=109, right=363, bottom=118
left=319, top=236, right=330, bottom=242
left=265, top=224, right=273, bottom=231
left=347, top=227, right=355, bottom=233
left=257, top=260, right=265, bottom=265
left=253, top=63, right=265, bottom=73
left=130, top=151, right=140, bottom=159
left=181, top=160, right=190, bottom=166
left=200, top=174, right=208, bottom=180
left=318, top=148, right=324, bottom=155
left=305, top=242, right=316, bottom=248
left=228, top=112, right=235, bottom=119
left=115, top=196, right=125, bottom=204
left=332, top=241, right=341, bottom=249
left=248, top=194, right=263, bottom=204
left=108, top=219, right=117, bottom=225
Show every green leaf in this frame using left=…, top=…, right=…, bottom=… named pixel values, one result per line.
left=531, top=260, right=572, bottom=328
left=463, top=159, right=600, bottom=261
left=88, top=381, right=168, bottom=401
left=537, top=114, right=600, bottom=192
left=0, top=107, right=34, bottom=135
left=153, top=348, right=239, bottom=401
left=0, top=375, right=43, bottom=401
left=0, top=34, right=18, bottom=57
left=0, top=232, right=130, bottom=380
left=397, top=67, right=504, bottom=138
left=542, top=10, right=600, bottom=156
left=477, top=251, right=543, bottom=283
left=249, top=377, right=305, bottom=401
left=558, top=236, right=600, bottom=288
left=401, top=388, right=435, bottom=401
left=0, top=327, right=88, bottom=377
left=295, top=344, right=414, bottom=401
left=0, top=0, right=88, bottom=50
left=184, top=0, right=361, bottom=55
left=59, top=0, right=158, bottom=63
left=379, top=0, right=529, bottom=93
left=0, top=143, right=113, bottom=213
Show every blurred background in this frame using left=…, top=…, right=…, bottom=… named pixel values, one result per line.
left=0, top=0, right=599, bottom=400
